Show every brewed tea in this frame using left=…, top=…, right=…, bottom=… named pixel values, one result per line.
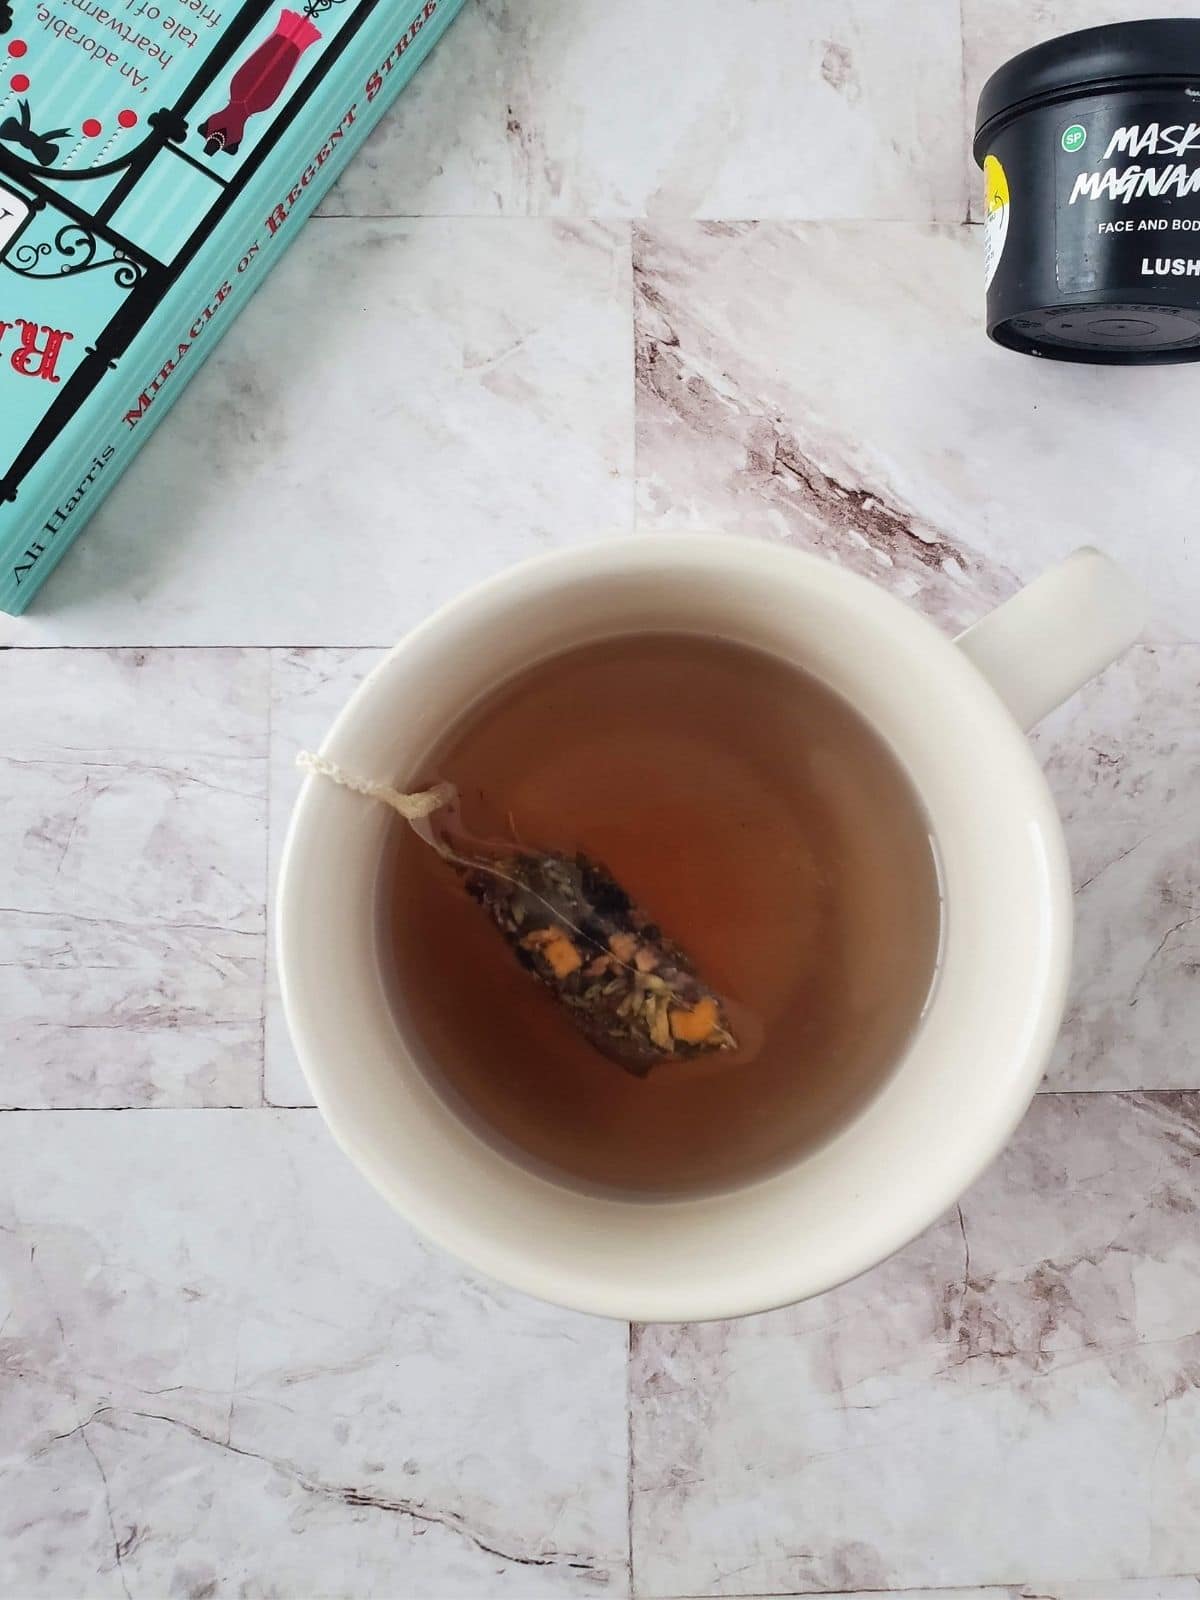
left=382, top=632, right=942, bottom=1198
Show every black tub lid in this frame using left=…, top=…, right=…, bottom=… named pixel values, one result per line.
left=975, top=18, right=1200, bottom=147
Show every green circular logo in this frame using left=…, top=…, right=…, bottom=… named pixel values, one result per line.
left=1062, top=123, right=1087, bottom=153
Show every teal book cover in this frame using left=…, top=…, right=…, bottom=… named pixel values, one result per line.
left=0, top=0, right=464, bottom=614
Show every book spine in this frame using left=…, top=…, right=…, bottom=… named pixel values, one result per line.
left=0, top=0, right=464, bottom=616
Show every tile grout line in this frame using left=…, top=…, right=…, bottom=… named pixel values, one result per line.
left=2, top=1087, right=1197, bottom=1113
left=957, top=0, right=972, bottom=226
left=627, top=1319, right=637, bottom=1599
left=0, top=642, right=402, bottom=652
left=0, top=1105, right=315, bottom=1114
left=260, top=649, right=274, bottom=1108
left=966, top=0, right=972, bottom=225
left=632, top=1584, right=1200, bottom=1600
left=305, top=212, right=989, bottom=223
left=628, top=219, right=639, bottom=537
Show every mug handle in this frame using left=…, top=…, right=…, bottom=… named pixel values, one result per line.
left=955, top=547, right=1148, bottom=731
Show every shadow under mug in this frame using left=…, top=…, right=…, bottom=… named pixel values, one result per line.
left=277, top=536, right=1146, bottom=1322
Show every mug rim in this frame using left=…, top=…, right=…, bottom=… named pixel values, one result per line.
left=277, top=534, right=1073, bottom=1321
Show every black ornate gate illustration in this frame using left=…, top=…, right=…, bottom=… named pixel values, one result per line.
left=0, top=0, right=369, bottom=507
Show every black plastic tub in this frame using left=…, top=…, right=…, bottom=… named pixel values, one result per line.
left=974, top=19, right=1200, bottom=362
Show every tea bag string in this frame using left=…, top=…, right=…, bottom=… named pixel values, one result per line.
left=295, top=749, right=639, bottom=975
left=295, top=751, right=454, bottom=820
left=297, top=748, right=742, bottom=1065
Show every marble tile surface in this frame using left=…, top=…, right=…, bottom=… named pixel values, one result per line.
left=0, top=218, right=634, bottom=649
left=322, top=0, right=967, bottom=224
left=0, top=1111, right=630, bottom=1598
left=1036, top=647, right=1200, bottom=1091
left=266, top=648, right=385, bottom=1108
left=0, top=649, right=267, bottom=1109
left=633, top=219, right=1198, bottom=642
left=631, top=1092, right=1200, bottom=1596
left=2, top=2, right=1199, bottom=1596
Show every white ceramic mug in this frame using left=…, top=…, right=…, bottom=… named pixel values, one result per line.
left=277, top=536, right=1146, bottom=1322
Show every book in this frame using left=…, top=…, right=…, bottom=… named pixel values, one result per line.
left=0, top=0, right=465, bottom=614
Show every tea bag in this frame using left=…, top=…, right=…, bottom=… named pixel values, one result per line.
left=297, top=752, right=739, bottom=1075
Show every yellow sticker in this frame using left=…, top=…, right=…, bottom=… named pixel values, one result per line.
left=983, top=153, right=1010, bottom=291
